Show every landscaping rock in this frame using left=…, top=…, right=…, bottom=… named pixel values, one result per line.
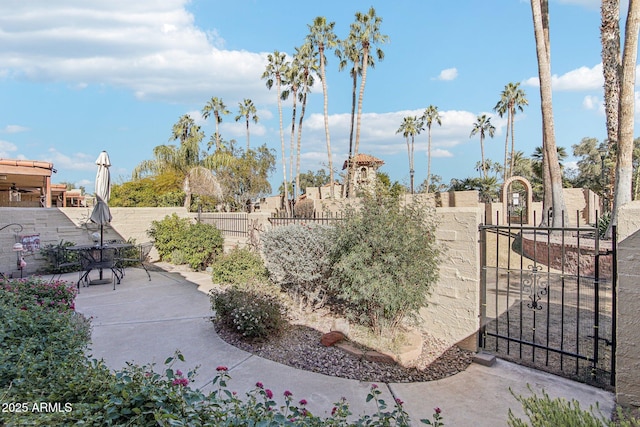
left=364, top=350, right=396, bottom=364
left=320, top=331, right=346, bottom=347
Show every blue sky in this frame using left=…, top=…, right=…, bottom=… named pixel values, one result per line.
left=0, top=0, right=636, bottom=195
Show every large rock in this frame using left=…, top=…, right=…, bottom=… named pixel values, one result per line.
left=320, top=331, right=346, bottom=347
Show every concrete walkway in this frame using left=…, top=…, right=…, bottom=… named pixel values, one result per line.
left=67, top=265, right=615, bottom=426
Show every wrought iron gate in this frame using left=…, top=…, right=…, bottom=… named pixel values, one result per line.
left=479, top=214, right=616, bottom=389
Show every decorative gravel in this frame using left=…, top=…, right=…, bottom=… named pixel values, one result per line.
left=215, top=322, right=474, bottom=383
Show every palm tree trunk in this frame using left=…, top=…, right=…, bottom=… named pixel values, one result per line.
left=276, top=77, right=290, bottom=215
left=531, top=0, right=567, bottom=227
left=410, top=135, right=415, bottom=194
left=503, top=112, right=510, bottom=180
left=510, top=106, right=516, bottom=176
left=352, top=47, right=370, bottom=197
left=245, top=116, right=250, bottom=151
left=480, top=136, right=487, bottom=179
left=296, top=91, right=308, bottom=201
left=320, top=47, right=334, bottom=198
left=289, top=91, right=297, bottom=199
left=610, top=0, right=640, bottom=231
left=345, top=69, right=358, bottom=198
left=426, top=128, right=432, bottom=193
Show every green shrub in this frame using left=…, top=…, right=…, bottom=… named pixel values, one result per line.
left=147, top=213, right=191, bottom=260
left=262, top=224, right=334, bottom=309
left=508, top=387, right=639, bottom=426
left=211, top=287, right=286, bottom=339
left=210, top=247, right=268, bottom=286
left=182, top=222, right=224, bottom=270
left=148, top=214, right=224, bottom=271
left=328, top=190, right=441, bottom=333
left=598, top=212, right=612, bottom=239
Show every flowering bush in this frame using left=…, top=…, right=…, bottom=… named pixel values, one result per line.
left=0, top=276, right=77, bottom=311
left=211, top=286, right=287, bottom=338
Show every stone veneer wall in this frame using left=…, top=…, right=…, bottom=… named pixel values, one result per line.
left=616, top=201, right=640, bottom=408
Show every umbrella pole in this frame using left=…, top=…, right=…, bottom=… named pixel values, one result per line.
left=99, top=224, right=104, bottom=280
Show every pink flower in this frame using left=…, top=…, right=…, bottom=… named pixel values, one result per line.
left=172, top=378, right=189, bottom=387
left=265, top=389, right=273, bottom=399
left=331, top=407, right=337, bottom=416
left=299, top=399, right=307, bottom=406
left=395, top=398, right=404, bottom=406
left=256, top=381, right=264, bottom=389
left=216, top=366, right=228, bottom=371
left=284, top=390, right=292, bottom=397
left=176, top=369, right=183, bottom=377
left=435, top=407, right=442, bottom=414
left=371, top=384, right=378, bottom=389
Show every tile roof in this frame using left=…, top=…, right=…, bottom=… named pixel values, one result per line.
left=342, top=153, right=384, bottom=170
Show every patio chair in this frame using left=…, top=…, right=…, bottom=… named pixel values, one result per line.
left=115, top=242, right=153, bottom=281
left=48, top=245, right=82, bottom=284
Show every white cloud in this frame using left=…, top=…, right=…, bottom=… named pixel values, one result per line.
left=45, top=148, right=96, bottom=172
left=524, top=64, right=603, bottom=91
left=0, top=0, right=273, bottom=105
left=0, top=140, right=18, bottom=157
left=2, top=125, right=28, bottom=133
left=435, top=68, right=458, bottom=81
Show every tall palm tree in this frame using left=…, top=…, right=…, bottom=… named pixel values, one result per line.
left=422, top=105, right=441, bottom=193
left=397, top=116, right=422, bottom=194
left=202, top=97, right=230, bottom=151
left=307, top=17, right=338, bottom=197
left=293, top=43, right=317, bottom=200
left=336, top=29, right=378, bottom=197
left=494, top=82, right=528, bottom=179
left=262, top=50, right=291, bottom=213
left=350, top=7, right=389, bottom=198
left=531, top=0, right=568, bottom=227
left=234, top=99, right=259, bottom=151
left=611, top=0, right=640, bottom=232
left=470, top=114, right=496, bottom=180
left=282, top=56, right=302, bottom=197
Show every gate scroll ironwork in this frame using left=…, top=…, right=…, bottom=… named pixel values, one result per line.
left=479, top=211, right=616, bottom=389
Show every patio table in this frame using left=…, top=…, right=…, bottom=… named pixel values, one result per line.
left=66, top=243, right=133, bottom=290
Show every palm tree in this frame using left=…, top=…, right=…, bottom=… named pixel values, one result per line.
left=494, top=82, right=528, bottom=179
left=530, top=0, right=568, bottom=227
left=293, top=43, right=317, bottom=200
left=470, top=114, right=496, bottom=179
left=234, top=99, right=259, bottom=151
left=307, top=17, right=338, bottom=197
left=282, top=55, right=302, bottom=198
left=422, top=105, right=441, bottom=193
left=396, top=116, right=423, bottom=194
left=202, top=97, right=230, bottom=151
left=133, top=114, right=228, bottom=210
left=610, top=0, right=640, bottom=233
left=262, top=50, right=291, bottom=213
left=350, top=7, right=389, bottom=198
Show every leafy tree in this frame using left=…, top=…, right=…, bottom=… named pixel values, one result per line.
left=215, top=144, right=276, bottom=210
left=470, top=114, right=496, bottom=179
left=396, top=115, right=423, bottom=194
left=494, top=82, right=528, bottom=179
left=349, top=7, right=388, bottom=199
left=234, top=98, right=259, bottom=151
left=202, top=97, right=230, bottom=151
left=298, top=169, right=330, bottom=193
left=306, top=17, right=338, bottom=197
left=262, top=50, right=291, bottom=213
left=376, top=171, right=406, bottom=199
left=448, top=176, right=499, bottom=203
left=422, top=105, right=442, bottom=193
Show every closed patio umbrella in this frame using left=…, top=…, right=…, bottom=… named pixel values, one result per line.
left=91, top=151, right=112, bottom=282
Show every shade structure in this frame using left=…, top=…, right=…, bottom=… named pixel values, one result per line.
left=95, top=150, right=111, bottom=203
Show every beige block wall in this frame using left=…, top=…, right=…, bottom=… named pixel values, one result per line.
left=0, top=207, right=190, bottom=276
left=616, top=201, right=640, bottom=408
left=419, top=207, right=483, bottom=352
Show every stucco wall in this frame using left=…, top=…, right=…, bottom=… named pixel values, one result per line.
left=419, top=207, right=483, bottom=352
left=616, top=201, right=640, bottom=408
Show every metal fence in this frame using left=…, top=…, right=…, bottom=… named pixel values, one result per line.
left=197, top=212, right=248, bottom=237
left=479, top=211, right=616, bottom=389
left=268, top=212, right=344, bottom=228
